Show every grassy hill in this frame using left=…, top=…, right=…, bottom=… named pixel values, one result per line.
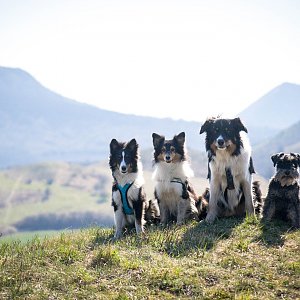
left=0, top=217, right=299, bottom=299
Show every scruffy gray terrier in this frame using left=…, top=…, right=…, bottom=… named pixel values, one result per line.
left=263, top=152, right=300, bottom=228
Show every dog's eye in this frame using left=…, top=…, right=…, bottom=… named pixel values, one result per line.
left=162, top=147, right=166, bottom=152
left=170, top=146, right=175, bottom=152
left=214, top=127, right=219, bottom=134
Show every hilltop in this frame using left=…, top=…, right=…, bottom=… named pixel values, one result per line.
left=0, top=217, right=299, bottom=299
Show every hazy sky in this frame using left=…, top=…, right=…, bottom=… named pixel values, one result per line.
left=0, top=0, right=299, bottom=122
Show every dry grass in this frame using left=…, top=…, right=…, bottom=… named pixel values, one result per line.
left=0, top=216, right=299, bottom=299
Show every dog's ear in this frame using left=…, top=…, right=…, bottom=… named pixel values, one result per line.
left=152, top=133, right=165, bottom=148
left=271, top=152, right=284, bottom=167
left=232, top=117, right=248, bottom=133
left=110, top=139, right=120, bottom=153
left=297, top=154, right=300, bottom=167
left=126, top=138, right=138, bottom=152
left=291, top=152, right=300, bottom=167
left=199, top=119, right=212, bottom=134
left=174, top=132, right=185, bottom=146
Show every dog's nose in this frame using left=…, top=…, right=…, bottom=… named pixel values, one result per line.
left=165, top=155, right=171, bottom=161
left=285, top=170, right=290, bottom=176
left=217, top=138, right=225, bottom=147
left=121, top=166, right=127, bottom=172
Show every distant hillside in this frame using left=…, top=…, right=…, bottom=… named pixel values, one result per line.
left=0, top=162, right=113, bottom=235
left=253, top=120, right=300, bottom=178
left=1, top=66, right=300, bottom=170
left=0, top=67, right=203, bottom=168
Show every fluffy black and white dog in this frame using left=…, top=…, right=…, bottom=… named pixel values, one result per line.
left=200, top=117, right=255, bottom=223
left=152, top=132, right=199, bottom=225
left=263, top=152, right=300, bottom=228
left=109, top=138, right=159, bottom=239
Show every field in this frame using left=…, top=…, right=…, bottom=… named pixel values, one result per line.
left=0, top=160, right=268, bottom=240
left=0, top=160, right=218, bottom=236
left=0, top=162, right=114, bottom=235
left=0, top=216, right=299, bottom=299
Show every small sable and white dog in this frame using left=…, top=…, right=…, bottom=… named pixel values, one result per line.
left=152, top=132, right=199, bottom=225
left=200, top=117, right=256, bottom=223
left=109, top=138, right=159, bottom=239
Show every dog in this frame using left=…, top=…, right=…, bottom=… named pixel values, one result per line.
left=200, top=117, right=256, bottom=223
left=152, top=132, right=200, bottom=225
left=109, top=138, right=160, bottom=239
left=262, top=152, right=300, bottom=228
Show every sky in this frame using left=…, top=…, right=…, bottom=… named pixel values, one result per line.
left=0, top=0, right=300, bottom=122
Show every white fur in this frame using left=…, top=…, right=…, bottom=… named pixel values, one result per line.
left=112, top=161, right=145, bottom=239
left=153, top=160, right=197, bottom=224
left=206, top=132, right=254, bottom=223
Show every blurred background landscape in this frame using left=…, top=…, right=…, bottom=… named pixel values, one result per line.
left=1, top=66, right=299, bottom=237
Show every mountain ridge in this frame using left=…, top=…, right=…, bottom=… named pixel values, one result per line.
left=238, top=82, right=300, bottom=130
left=0, top=66, right=203, bottom=168
left=1, top=66, right=300, bottom=172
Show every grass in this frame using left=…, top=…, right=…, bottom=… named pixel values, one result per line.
left=0, top=216, right=299, bottom=299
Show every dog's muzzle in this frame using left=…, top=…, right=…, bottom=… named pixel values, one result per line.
left=217, top=138, right=226, bottom=149
left=120, top=165, right=128, bottom=173
left=165, top=153, right=172, bottom=163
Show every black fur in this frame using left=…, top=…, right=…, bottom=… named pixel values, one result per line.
left=109, top=138, right=139, bottom=173
left=263, top=152, right=300, bottom=228
left=132, top=187, right=146, bottom=226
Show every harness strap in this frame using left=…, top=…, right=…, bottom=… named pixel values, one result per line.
left=170, top=177, right=189, bottom=199
left=117, top=182, right=134, bottom=215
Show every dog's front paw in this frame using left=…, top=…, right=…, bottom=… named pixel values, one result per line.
left=113, top=231, right=122, bottom=240
left=205, top=213, right=216, bottom=224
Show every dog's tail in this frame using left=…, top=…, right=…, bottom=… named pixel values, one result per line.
left=196, top=187, right=210, bottom=220
left=252, top=181, right=263, bottom=216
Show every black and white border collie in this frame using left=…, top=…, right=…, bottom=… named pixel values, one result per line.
left=109, top=138, right=159, bottom=239
left=200, top=117, right=255, bottom=223
left=152, top=132, right=199, bottom=225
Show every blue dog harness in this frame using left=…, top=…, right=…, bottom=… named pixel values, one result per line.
left=117, top=182, right=134, bottom=215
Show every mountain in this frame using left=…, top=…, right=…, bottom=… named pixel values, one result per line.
left=252, top=120, right=300, bottom=178
left=1, top=66, right=300, bottom=172
left=236, top=82, right=300, bottom=146
left=0, top=67, right=203, bottom=168
left=238, top=82, right=300, bottom=130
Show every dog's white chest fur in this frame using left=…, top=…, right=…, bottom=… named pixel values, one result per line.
left=210, top=133, right=251, bottom=186
left=153, top=161, right=193, bottom=214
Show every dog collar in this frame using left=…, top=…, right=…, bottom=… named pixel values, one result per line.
left=117, top=182, right=134, bottom=215
left=171, top=177, right=184, bottom=184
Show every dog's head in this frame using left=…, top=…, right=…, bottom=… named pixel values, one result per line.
left=109, top=138, right=139, bottom=174
left=152, top=132, right=186, bottom=163
left=199, top=117, right=247, bottom=156
left=271, top=152, right=300, bottom=186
